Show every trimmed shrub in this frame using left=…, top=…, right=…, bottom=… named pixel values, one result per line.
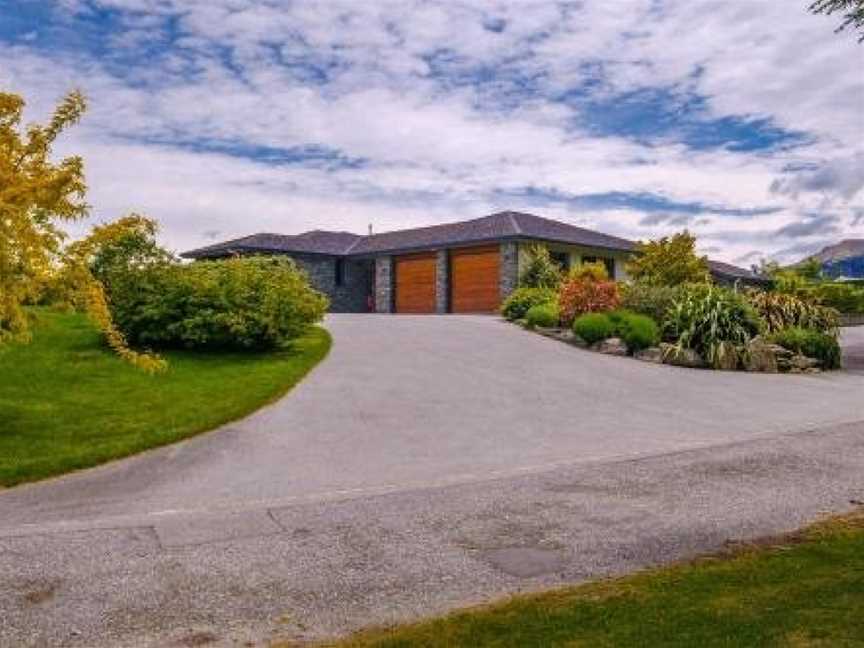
left=664, top=284, right=761, bottom=369
left=747, top=290, right=839, bottom=335
left=106, top=256, right=328, bottom=350
left=519, top=244, right=563, bottom=290
left=558, top=276, right=621, bottom=326
left=769, top=327, right=842, bottom=370
left=620, top=282, right=680, bottom=325
left=500, top=287, right=556, bottom=321
left=572, top=312, right=616, bottom=345
left=609, top=310, right=660, bottom=352
left=525, top=303, right=560, bottom=328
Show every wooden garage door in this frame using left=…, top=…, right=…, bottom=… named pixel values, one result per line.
left=395, top=252, right=437, bottom=313
left=451, top=245, right=500, bottom=313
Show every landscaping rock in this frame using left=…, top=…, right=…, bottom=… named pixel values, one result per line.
left=569, top=334, right=588, bottom=348
left=714, top=349, right=740, bottom=371
left=789, top=354, right=820, bottom=371
left=534, top=326, right=564, bottom=338
left=744, top=338, right=779, bottom=373
left=659, top=343, right=706, bottom=368
left=634, top=347, right=663, bottom=363
left=594, top=337, right=628, bottom=356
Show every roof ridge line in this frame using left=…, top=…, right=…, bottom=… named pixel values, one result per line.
left=506, top=211, right=522, bottom=235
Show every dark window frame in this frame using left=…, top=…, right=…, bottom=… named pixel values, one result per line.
left=335, top=258, right=346, bottom=287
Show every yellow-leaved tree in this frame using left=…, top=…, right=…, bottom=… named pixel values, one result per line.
left=0, top=90, right=87, bottom=342
left=0, top=89, right=165, bottom=371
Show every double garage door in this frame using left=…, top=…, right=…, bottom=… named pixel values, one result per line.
left=394, top=245, right=500, bottom=313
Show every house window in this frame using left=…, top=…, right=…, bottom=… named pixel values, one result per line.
left=549, top=251, right=570, bottom=272
left=582, top=256, right=615, bottom=279
left=335, top=258, right=346, bottom=287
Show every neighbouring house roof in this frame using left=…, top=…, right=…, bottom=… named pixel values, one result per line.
left=181, top=211, right=637, bottom=259
left=707, top=259, right=771, bottom=285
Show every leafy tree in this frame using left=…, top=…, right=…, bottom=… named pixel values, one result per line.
left=0, top=90, right=87, bottom=343
left=625, top=231, right=711, bottom=287
left=519, top=244, right=563, bottom=289
left=58, top=215, right=168, bottom=371
left=809, top=0, right=864, bottom=42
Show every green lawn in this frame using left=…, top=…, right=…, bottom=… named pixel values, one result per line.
left=0, top=308, right=331, bottom=487
left=328, top=511, right=864, bottom=648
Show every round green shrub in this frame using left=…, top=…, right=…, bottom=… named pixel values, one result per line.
left=572, top=312, right=615, bottom=345
left=525, top=303, right=559, bottom=328
left=500, top=287, right=556, bottom=321
left=769, top=327, right=842, bottom=370
left=610, top=310, right=660, bottom=352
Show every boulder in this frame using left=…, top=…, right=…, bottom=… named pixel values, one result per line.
left=714, top=348, right=740, bottom=371
left=744, top=338, right=779, bottom=373
left=660, top=343, right=706, bottom=368
left=634, top=346, right=663, bottom=363
left=789, top=354, right=820, bottom=371
left=593, top=337, right=628, bottom=356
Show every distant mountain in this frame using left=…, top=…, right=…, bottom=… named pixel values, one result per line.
left=799, top=239, right=864, bottom=279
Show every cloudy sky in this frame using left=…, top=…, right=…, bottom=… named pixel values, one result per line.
left=2, top=0, right=863, bottom=264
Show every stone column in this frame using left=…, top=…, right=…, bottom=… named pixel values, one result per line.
left=499, top=241, right=519, bottom=301
left=374, top=256, right=393, bottom=313
left=435, top=249, right=449, bottom=314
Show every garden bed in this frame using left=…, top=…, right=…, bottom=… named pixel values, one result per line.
left=518, top=322, right=831, bottom=374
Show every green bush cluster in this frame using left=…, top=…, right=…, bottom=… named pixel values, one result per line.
left=809, top=283, right=864, bottom=314
left=524, top=302, right=560, bottom=328
left=572, top=310, right=659, bottom=351
left=106, top=256, right=328, bottom=350
left=664, top=284, right=761, bottom=369
left=769, top=327, right=842, bottom=370
left=500, top=287, right=556, bottom=321
left=619, top=282, right=681, bottom=327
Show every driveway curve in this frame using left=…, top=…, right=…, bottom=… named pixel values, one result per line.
left=1, top=315, right=862, bottom=530
left=2, top=317, right=863, bottom=648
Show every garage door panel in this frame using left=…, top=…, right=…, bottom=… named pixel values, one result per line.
left=395, top=253, right=437, bottom=313
left=451, top=246, right=500, bottom=313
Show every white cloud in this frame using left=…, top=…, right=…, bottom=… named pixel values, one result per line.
left=1, top=0, right=862, bottom=265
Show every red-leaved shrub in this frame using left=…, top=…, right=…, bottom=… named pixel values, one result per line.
left=558, top=277, right=621, bottom=326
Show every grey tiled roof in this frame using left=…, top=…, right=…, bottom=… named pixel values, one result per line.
left=182, top=230, right=362, bottom=258
left=182, top=211, right=637, bottom=259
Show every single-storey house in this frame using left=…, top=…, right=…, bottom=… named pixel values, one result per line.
left=181, top=210, right=766, bottom=313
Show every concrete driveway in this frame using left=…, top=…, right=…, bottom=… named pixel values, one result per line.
left=1, top=316, right=863, bottom=647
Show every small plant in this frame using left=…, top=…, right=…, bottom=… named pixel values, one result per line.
left=519, top=244, right=563, bottom=289
left=769, top=327, right=842, bottom=370
left=568, top=260, right=609, bottom=282
left=664, top=284, right=761, bottom=369
left=572, top=312, right=616, bottom=345
left=558, top=274, right=621, bottom=326
left=747, top=291, right=839, bottom=335
left=609, top=310, right=660, bottom=352
left=500, top=287, right=556, bottom=321
left=524, top=303, right=560, bottom=328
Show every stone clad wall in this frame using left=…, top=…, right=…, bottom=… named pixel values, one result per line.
left=374, top=256, right=394, bottom=313
left=289, top=254, right=372, bottom=313
left=436, top=249, right=449, bottom=314
left=499, top=241, right=519, bottom=302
